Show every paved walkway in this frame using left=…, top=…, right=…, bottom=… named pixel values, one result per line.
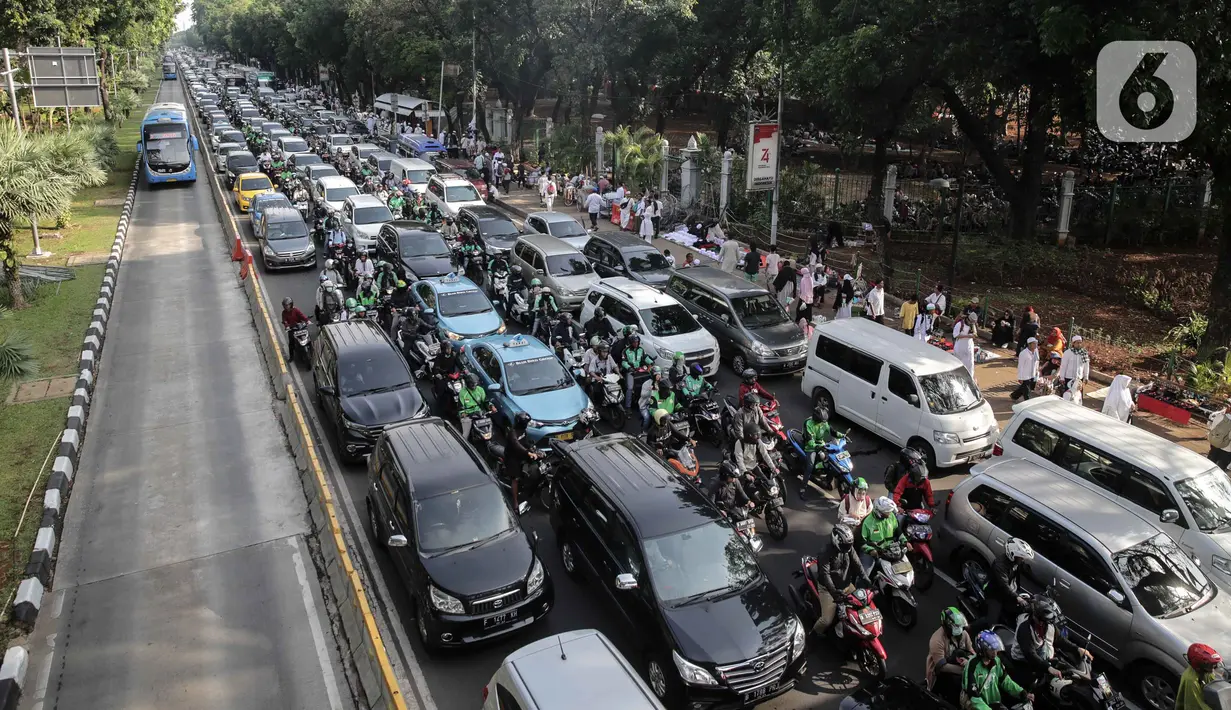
left=20, top=82, right=348, bottom=710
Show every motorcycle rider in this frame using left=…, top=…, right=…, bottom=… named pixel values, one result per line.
left=622, top=333, right=654, bottom=409
left=375, top=261, right=399, bottom=292
left=647, top=378, right=678, bottom=430
left=646, top=407, right=690, bottom=458
left=551, top=312, right=583, bottom=351
left=431, top=339, right=465, bottom=408
left=315, top=280, right=344, bottom=325
left=439, top=216, right=459, bottom=242
left=387, top=189, right=406, bottom=218
left=1011, top=596, right=1093, bottom=692
left=840, top=477, right=873, bottom=522
left=353, top=248, right=376, bottom=282
left=985, top=538, right=1036, bottom=629
left=886, top=447, right=933, bottom=509
left=456, top=372, right=495, bottom=440
left=813, top=524, right=872, bottom=636
left=963, top=631, right=1032, bottom=710
left=583, top=307, right=617, bottom=344
left=859, top=496, right=902, bottom=575
left=738, top=369, right=777, bottom=409
left=356, top=276, right=379, bottom=309
left=380, top=279, right=411, bottom=333
left=1178, top=644, right=1224, bottom=710
left=280, top=297, right=310, bottom=360
left=679, top=363, right=713, bottom=401
left=636, top=367, right=667, bottom=430
left=798, top=403, right=834, bottom=499
left=582, top=339, right=618, bottom=400
left=667, top=351, right=687, bottom=387
left=504, top=411, right=543, bottom=508
left=927, top=607, right=974, bottom=697
left=733, top=392, right=777, bottom=476
left=709, top=459, right=755, bottom=515
left=341, top=297, right=357, bottom=322
left=531, top=282, right=561, bottom=341
left=320, top=258, right=346, bottom=288
left=611, top=324, right=637, bottom=364
left=325, top=219, right=347, bottom=250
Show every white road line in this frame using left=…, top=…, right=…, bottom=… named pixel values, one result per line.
left=30, top=631, right=56, bottom=709
left=288, top=537, right=345, bottom=710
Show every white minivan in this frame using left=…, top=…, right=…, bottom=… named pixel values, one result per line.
left=987, top=395, right=1231, bottom=589
left=800, top=318, right=998, bottom=468
left=482, top=630, right=664, bottom=710
left=388, top=157, right=436, bottom=195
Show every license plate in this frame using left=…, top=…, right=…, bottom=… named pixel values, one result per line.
left=1096, top=674, right=1112, bottom=696
left=858, top=608, right=882, bottom=624
left=836, top=451, right=851, bottom=461
left=483, top=609, right=518, bottom=628
left=743, top=683, right=778, bottom=703
left=771, top=497, right=784, bottom=507
left=555, top=431, right=573, bottom=441
left=167, top=178, right=177, bottom=182
left=892, top=560, right=913, bottom=574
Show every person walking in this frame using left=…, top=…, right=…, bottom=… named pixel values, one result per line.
left=899, top=293, right=920, bottom=334
left=1058, top=334, right=1089, bottom=394
left=1101, top=374, right=1136, bottom=423
left=774, top=260, right=796, bottom=307
left=584, top=187, right=603, bottom=229
left=539, top=169, right=551, bottom=205
left=743, top=244, right=761, bottom=282
left=914, top=302, right=937, bottom=342
left=639, top=193, right=655, bottom=242
left=765, top=245, right=781, bottom=290
left=865, top=281, right=885, bottom=324
left=1016, top=307, right=1041, bottom=354
left=544, top=177, right=557, bottom=211
left=1208, top=409, right=1231, bottom=469
left=719, top=237, right=741, bottom=273
left=953, top=312, right=978, bottom=381
left=925, top=283, right=947, bottom=317
left=650, top=192, right=663, bottom=236
left=1010, top=337, right=1039, bottom=402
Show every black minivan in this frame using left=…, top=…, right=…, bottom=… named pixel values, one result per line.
left=550, top=434, right=806, bottom=707
left=366, top=418, right=554, bottom=651
left=582, top=231, right=674, bottom=288
left=312, top=320, right=427, bottom=461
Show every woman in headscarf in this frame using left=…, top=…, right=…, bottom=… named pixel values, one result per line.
left=799, top=267, right=815, bottom=309
left=1016, top=306, right=1040, bottom=354
left=797, top=298, right=815, bottom=340
left=1101, top=374, right=1136, bottom=423
left=990, top=309, right=1015, bottom=348
left=834, top=289, right=853, bottom=319
left=953, top=312, right=978, bottom=381
left=1044, top=326, right=1066, bottom=357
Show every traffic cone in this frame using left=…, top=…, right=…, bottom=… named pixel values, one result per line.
left=239, top=249, right=252, bottom=280
left=231, top=235, right=244, bottom=262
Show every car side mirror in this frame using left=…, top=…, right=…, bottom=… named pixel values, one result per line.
left=317, top=384, right=336, bottom=397
left=423, top=308, right=434, bottom=316
left=487, top=383, right=502, bottom=392
left=387, top=534, right=408, bottom=548
left=908, top=393, right=920, bottom=406
left=615, top=573, right=638, bottom=591
left=1107, top=589, right=1126, bottom=606
left=1160, top=509, right=1180, bottom=524
left=518, top=501, right=530, bottom=516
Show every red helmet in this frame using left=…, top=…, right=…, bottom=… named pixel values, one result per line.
left=1187, top=643, right=1222, bottom=671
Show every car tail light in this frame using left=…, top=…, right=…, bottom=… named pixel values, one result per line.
left=992, top=443, right=1003, bottom=456
left=482, top=684, right=489, bottom=703
left=944, top=490, right=955, bottom=521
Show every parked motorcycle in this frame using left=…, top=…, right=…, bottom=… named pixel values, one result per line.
left=788, top=558, right=887, bottom=680
left=901, top=509, right=936, bottom=590
left=869, top=539, right=917, bottom=629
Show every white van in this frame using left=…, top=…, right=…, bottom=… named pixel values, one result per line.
left=482, top=630, right=664, bottom=710
left=988, top=395, right=1231, bottom=589
left=388, top=157, right=436, bottom=195
left=800, top=318, right=998, bottom=468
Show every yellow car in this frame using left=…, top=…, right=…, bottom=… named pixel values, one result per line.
left=233, top=172, right=274, bottom=212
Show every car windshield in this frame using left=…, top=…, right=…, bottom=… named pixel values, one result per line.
left=730, top=293, right=789, bottom=328
left=505, top=355, right=572, bottom=395
left=547, top=219, right=588, bottom=238
left=546, top=253, right=593, bottom=276
left=1113, top=534, right=1213, bottom=618
left=627, top=250, right=671, bottom=272
left=639, top=304, right=701, bottom=337
left=266, top=220, right=309, bottom=240
left=415, top=483, right=516, bottom=554
left=240, top=176, right=272, bottom=191
left=282, top=140, right=308, bottom=153
left=406, top=169, right=433, bottom=184
left=229, top=155, right=257, bottom=170
left=643, top=521, right=760, bottom=606
left=324, top=186, right=359, bottom=203
left=310, top=166, right=339, bottom=178
left=438, top=289, right=492, bottom=317
left=338, top=351, right=412, bottom=396
left=479, top=219, right=519, bottom=241
left=446, top=184, right=481, bottom=202
left=255, top=197, right=291, bottom=211
left=353, top=205, right=393, bottom=224
left=400, top=233, right=450, bottom=259
left=222, top=131, right=244, bottom=142
left=918, top=366, right=983, bottom=415
left=1175, top=470, right=1231, bottom=533
left=293, top=154, right=322, bottom=166
left=143, top=124, right=192, bottom=167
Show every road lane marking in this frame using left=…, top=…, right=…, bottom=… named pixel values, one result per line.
left=289, top=537, right=346, bottom=710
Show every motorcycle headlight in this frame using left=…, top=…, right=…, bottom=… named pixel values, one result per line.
left=672, top=650, right=718, bottom=687
left=581, top=406, right=598, bottom=423
left=750, top=341, right=774, bottom=357
left=769, top=484, right=780, bottom=496
left=526, top=557, right=545, bottom=595
left=789, top=617, right=807, bottom=661
left=933, top=430, right=960, bottom=445
left=429, top=585, right=464, bottom=614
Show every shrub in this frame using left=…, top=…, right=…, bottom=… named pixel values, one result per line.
left=0, top=330, right=38, bottom=381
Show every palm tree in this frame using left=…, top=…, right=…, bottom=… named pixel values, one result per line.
left=0, top=123, right=106, bottom=308
left=605, top=126, right=665, bottom=191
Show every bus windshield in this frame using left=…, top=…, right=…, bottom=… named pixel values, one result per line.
left=143, top=124, right=192, bottom=169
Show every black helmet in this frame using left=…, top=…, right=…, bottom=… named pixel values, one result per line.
left=629, top=334, right=641, bottom=347
left=832, top=524, right=855, bottom=550
left=719, top=459, right=740, bottom=480
left=909, top=459, right=929, bottom=484
left=511, top=264, right=523, bottom=275
left=900, top=446, right=926, bottom=469
left=741, top=368, right=757, bottom=385
left=1030, top=596, right=1062, bottom=625
left=514, top=412, right=531, bottom=430
left=657, top=380, right=671, bottom=395
left=813, top=403, right=829, bottom=422
left=282, top=297, right=293, bottom=308
left=464, top=372, right=478, bottom=388
left=744, top=392, right=761, bottom=408
left=594, top=307, right=606, bottom=319
left=561, top=312, right=572, bottom=323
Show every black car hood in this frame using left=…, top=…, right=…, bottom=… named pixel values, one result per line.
left=423, top=530, right=533, bottom=598
left=632, top=270, right=672, bottom=287
left=402, top=254, right=454, bottom=279
left=662, top=580, right=793, bottom=665
left=340, top=385, right=424, bottom=425
left=747, top=321, right=807, bottom=349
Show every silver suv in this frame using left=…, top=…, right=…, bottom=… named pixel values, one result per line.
left=511, top=234, right=599, bottom=311
left=943, top=457, right=1231, bottom=710
left=579, top=278, right=719, bottom=376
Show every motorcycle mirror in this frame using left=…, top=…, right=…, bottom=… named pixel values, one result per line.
left=517, top=501, right=530, bottom=516
left=1106, top=589, right=1126, bottom=606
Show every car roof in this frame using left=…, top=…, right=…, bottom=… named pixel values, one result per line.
left=594, top=278, right=679, bottom=308
left=817, top=317, right=967, bottom=377
left=392, top=157, right=434, bottom=169
left=369, top=151, right=398, bottom=160
left=306, top=164, right=338, bottom=174
left=382, top=418, right=494, bottom=499
left=968, top=458, right=1162, bottom=554
left=346, top=194, right=385, bottom=207
left=1008, top=396, right=1220, bottom=481
left=527, top=211, right=581, bottom=225
left=252, top=192, right=290, bottom=204
left=236, top=171, right=269, bottom=181
left=435, top=173, right=474, bottom=184
left=561, top=434, right=721, bottom=539
left=383, top=220, right=443, bottom=238
left=218, top=142, right=244, bottom=151
left=461, top=206, right=508, bottom=220
left=318, top=175, right=357, bottom=188
left=227, top=150, right=256, bottom=161
left=471, top=334, right=555, bottom=363
left=278, top=135, right=307, bottom=143
left=352, top=142, right=380, bottom=150
left=592, top=231, right=654, bottom=251
left=427, top=274, right=483, bottom=294
left=263, top=206, right=304, bottom=223
left=503, top=630, right=663, bottom=710
left=669, top=265, right=764, bottom=297
left=517, top=233, right=581, bottom=255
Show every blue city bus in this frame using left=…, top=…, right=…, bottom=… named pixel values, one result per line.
left=138, top=104, right=198, bottom=184
left=162, top=61, right=176, bottom=80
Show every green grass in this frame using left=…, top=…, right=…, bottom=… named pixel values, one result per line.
left=0, top=264, right=107, bottom=379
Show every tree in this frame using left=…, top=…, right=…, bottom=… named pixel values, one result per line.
left=0, top=124, right=105, bottom=307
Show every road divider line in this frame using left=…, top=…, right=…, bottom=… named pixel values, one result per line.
left=191, top=96, right=413, bottom=710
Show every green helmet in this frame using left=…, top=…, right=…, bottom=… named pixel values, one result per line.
left=941, top=607, right=968, bottom=635
left=590, top=335, right=601, bottom=348
left=673, top=351, right=684, bottom=361
left=530, top=278, right=542, bottom=287
left=854, top=477, right=868, bottom=491
left=345, top=297, right=357, bottom=309
left=353, top=305, right=366, bottom=315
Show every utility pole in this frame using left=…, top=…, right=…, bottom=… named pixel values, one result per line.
left=768, top=0, right=786, bottom=246
left=470, top=24, right=477, bottom=131
left=438, top=60, right=445, bottom=135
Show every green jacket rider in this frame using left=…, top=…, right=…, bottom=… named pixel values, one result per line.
left=458, top=382, right=488, bottom=417
left=680, top=365, right=712, bottom=398
left=860, top=496, right=900, bottom=555
left=621, top=335, right=652, bottom=372
left=962, top=632, right=1028, bottom=710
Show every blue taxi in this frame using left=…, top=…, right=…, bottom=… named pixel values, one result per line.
left=461, top=335, right=596, bottom=443
left=410, top=273, right=505, bottom=342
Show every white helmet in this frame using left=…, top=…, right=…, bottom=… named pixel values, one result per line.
left=1004, top=537, right=1035, bottom=564
left=325, top=258, right=335, bottom=270
left=872, top=496, right=897, bottom=518
left=322, top=280, right=336, bottom=292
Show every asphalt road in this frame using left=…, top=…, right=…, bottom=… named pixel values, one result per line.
left=191, top=91, right=977, bottom=710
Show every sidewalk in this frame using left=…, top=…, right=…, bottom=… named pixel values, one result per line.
left=20, top=174, right=347, bottom=708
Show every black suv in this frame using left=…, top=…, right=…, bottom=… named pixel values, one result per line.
left=312, top=320, right=427, bottom=462
left=375, top=221, right=454, bottom=282
left=366, top=418, right=553, bottom=651
left=582, top=231, right=674, bottom=288
left=457, top=206, right=522, bottom=257
left=550, top=434, right=806, bottom=708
